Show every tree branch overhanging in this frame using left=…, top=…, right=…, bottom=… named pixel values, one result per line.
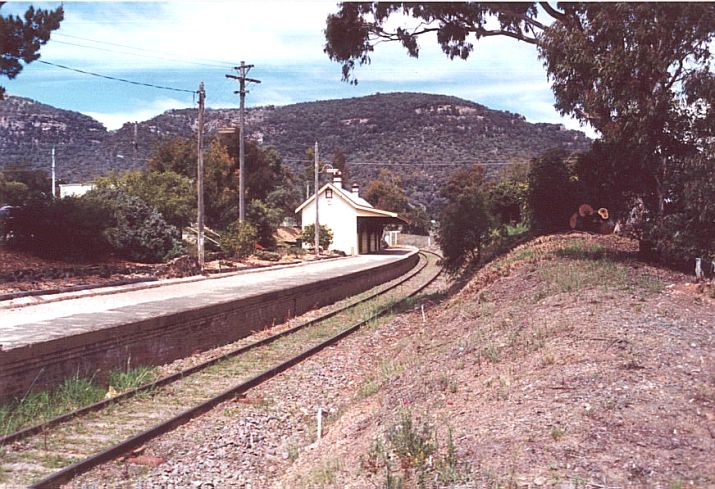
left=538, top=2, right=568, bottom=23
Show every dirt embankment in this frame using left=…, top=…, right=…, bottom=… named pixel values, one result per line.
left=277, top=233, right=715, bottom=488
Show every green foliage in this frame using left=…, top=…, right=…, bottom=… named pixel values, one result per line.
left=331, top=148, right=350, bottom=184
left=0, top=93, right=590, bottom=215
left=108, top=366, right=158, bottom=392
left=0, top=179, right=29, bottom=206
left=437, top=164, right=493, bottom=270
left=364, top=169, right=409, bottom=213
left=0, top=168, right=52, bottom=204
left=147, top=136, right=196, bottom=176
left=404, top=205, right=430, bottom=236
left=85, top=187, right=182, bottom=263
left=323, top=3, right=715, bottom=268
left=301, top=223, right=333, bottom=251
left=6, top=196, right=111, bottom=260
left=0, top=4, right=64, bottom=99
left=388, top=411, right=436, bottom=467
left=488, top=170, right=528, bottom=227
left=527, top=149, right=577, bottom=233
left=96, top=170, right=195, bottom=231
left=150, top=136, right=297, bottom=232
left=247, top=199, right=281, bottom=249
left=0, top=375, right=104, bottom=436
left=642, top=149, right=715, bottom=269
left=541, top=4, right=715, bottom=215
left=220, top=220, right=257, bottom=259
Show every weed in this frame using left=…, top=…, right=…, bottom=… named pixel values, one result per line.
left=496, top=375, right=512, bottom=400
left=287, top=444, right=301, bottom=462
left=668, top=480, right=685, bottom=489
left=435, top=428, right=470, bottom=484
left=39, top=453, right=79, bottom=469
left=0, top=375, right=105, bottom=436
left=637, top=275, right=664, bottom=294
left=108, top=365, right=158, bottom=392
left=541, top=352, right=556, bottom=367
left=355, top=378, right=381, bottom=400
left=379, top=358, right=405, bottom=382
left=537, top=258, right=628, bottom=300
left=551, top=427, right=566, bottom=441
left=389, top=411, right=435, bottom=468
left=555, top=241, right=605, bottom=260
left=366, top=412, right=471, bottom=489
left=482, top=345, right=501, bottom=364
left=505, top=223, right=528, bottom=237
left=306, top=458, right=341, bottom=488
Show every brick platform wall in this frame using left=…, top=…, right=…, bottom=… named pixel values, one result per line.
left=0, top=252, right=418, bottom=402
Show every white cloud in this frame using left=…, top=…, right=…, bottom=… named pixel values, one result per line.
left=47, top=1, right=336, bottom=70
left=84, top=97, right=192, bottom=130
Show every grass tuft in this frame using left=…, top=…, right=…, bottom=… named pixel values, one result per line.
left=0, top=366, right=158, bottom=436
left=108, top=365, right=158, bottom=392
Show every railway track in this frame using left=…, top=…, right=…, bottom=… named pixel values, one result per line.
left=0, top=250, right=442, bottom=488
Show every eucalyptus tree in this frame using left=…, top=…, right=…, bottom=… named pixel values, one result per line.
left=0, top=2, right=63, bottom=98
left=325, top=3, right=715, bottom=217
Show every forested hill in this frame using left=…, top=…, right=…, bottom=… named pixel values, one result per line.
left=0, top=92, right=591, bottom=209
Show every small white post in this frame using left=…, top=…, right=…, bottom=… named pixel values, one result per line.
left=317, top=407, right=323, bottom=440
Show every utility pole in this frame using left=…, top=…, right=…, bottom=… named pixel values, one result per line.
left=226, top=61, right=260, bottom=222
left=314, top=141, right=320, bottom=257
left=133, top=121, right=138, bottom=166
left=51, top=146, right=56, bottom=199
left=196, top=82, right=206, bottom=270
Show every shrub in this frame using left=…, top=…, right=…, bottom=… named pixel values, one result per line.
left=84, top=188, right=182, bottom=263
left=6, top=196, right=111, bottom=260
left=527, top=149, right=578, bottom=233
left=247, top=199, right=281, bottom=249
left=254, top=249, right=281, bottom=261
left=300, top=224, right=333, bottom=250
left=221, top=220, right=258, bottom=259
left=641, top=150, right=715, bottom=269
left=437, top=164, right=493, bottom=271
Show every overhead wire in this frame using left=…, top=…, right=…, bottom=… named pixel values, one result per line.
left=54, top=33, right=240, bottom=68
left=51, top=38, right=234, bottom=69
left=36, top=60, right=198, bottom=94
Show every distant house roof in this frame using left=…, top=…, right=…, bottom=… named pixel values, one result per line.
left=295, top=183, right=404, bottom=221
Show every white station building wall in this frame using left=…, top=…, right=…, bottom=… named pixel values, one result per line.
left=301, top=193, right=358, bottom=256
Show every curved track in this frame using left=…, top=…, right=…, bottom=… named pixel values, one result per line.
left=0, top=251, right=442, bottom=488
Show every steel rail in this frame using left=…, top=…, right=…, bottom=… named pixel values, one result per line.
left=29, top=251, right=442, bottom=489
left=1, top=250, right=428, bottom=447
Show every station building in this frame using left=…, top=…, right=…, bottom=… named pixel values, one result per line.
left=295, top=175, right=406, bottom=255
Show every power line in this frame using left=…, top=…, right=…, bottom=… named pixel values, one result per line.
left=36, top=60, right=197, bottom=94
left=52, top=37, right=233, bottom=69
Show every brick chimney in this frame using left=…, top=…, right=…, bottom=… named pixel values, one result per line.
left=351, top=182, right=359, bottom=197
left=332, top=171, right=343, bottom=189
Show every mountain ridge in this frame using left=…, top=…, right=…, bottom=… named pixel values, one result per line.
left=0, top=92, right=591, bottom=208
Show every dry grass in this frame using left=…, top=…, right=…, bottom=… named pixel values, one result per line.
left=277, top=233, right=715, bottom=488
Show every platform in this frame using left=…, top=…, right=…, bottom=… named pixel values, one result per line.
left=0, top=248, right=418, bottom=401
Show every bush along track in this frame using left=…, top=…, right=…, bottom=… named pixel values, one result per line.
left=0, top=251, right=441, bottom=488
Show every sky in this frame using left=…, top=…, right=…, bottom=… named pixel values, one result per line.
left=3, top=1, right=598, bottom=137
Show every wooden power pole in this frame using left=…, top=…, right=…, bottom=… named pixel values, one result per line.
left=226, top=61, right=260, bottom=222
left=196, top=82, right=206, bottom=269
left=314, top=141, right=320, bottom=257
